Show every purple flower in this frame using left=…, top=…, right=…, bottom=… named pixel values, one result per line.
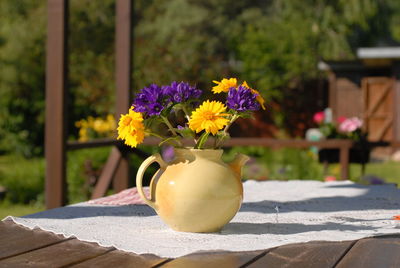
left=132, top=84, right=170, bottom=116
left=226, top=85, right=260, bottom=112
left=161, top=146, right=175, bottom=162
left=162, top=81, right=202, bottom=103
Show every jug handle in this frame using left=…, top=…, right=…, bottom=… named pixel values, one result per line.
left=136, top=153, right=166, bottom=210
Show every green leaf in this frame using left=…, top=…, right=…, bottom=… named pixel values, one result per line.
left=175, top=127, right=195, bottom=138
left=236, top=111, right=253, bottom=119
left=144, top=116, right=163, bottom=129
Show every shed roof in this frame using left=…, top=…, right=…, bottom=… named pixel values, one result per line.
left=357, top=47, right=400, bottom=59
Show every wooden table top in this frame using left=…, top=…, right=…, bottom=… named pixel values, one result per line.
left=1, top=219, right=399, bottom=268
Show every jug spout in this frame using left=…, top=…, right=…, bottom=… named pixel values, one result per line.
left=228, top=153, right=250, bottom=177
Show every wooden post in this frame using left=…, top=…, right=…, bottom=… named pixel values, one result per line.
left=114, top=0, right=133, bottom=192
left=339, top=143, right=350, bottom=180
left=394, top=81, right=400, bottom=143
left=328, top=72, right=337, bottom=120
left=91, top=147, right=122, bottom=199
left=45, top=0, right=69, bottom=208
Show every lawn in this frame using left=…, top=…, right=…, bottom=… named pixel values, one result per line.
left=0, top=202, right=44, bottom=219
left=351, top=161, right=400, bottom=185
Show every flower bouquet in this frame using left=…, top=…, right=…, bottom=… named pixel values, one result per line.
left=117, top=78, right=265, bottom=149
left=313, top=109, right=369, bottom=164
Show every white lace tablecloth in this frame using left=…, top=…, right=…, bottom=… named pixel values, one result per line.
left=3, top=180, right=400, bottom=258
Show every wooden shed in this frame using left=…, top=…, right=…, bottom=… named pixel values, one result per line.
left=319, top=47, right=400, bottom=142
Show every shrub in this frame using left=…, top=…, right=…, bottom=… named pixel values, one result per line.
left=0, top=155, right=45, bottom=204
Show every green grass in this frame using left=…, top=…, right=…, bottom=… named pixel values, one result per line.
left=350, top=161, right=400, bottom=185
left=0, top=201, right=45, bottom=219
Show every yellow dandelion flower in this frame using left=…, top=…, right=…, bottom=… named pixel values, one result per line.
left=212, top=78, right=238, bottom=93
left=242, top=81, right=266, bottom=110
left=117, top=108, right=145, bottom=148
left=189, top=100, right=229, bottom=135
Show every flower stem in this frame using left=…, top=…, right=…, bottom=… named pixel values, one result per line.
left=160, top=115, right=183, bottom=147
left=161, top=115, right=178, bottom=136
left=182, top=105, right=191, bottom=122
left=223, top=114, right=239, bottom=134
left=215, top=113, right=239, bottom=148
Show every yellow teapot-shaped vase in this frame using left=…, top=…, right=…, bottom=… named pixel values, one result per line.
left=136, top=148, right=249, bottom=233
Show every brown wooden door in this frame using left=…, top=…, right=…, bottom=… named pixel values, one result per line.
left=362, top=77, right=395, bottom=142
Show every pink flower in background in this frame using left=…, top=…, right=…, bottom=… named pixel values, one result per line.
left=324, top=176, right=337, bottom=182
left=339, top=117, right=362, bottom=133
left=313, top=111, right=325, bottom=124
left=337, top=116, right=346, bottom=124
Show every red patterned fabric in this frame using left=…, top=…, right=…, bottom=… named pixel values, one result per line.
left=88, top=187, right=150, bottom=205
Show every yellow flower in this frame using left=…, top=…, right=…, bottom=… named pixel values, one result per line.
left=117, top=108, right=145, bottom=148
left=78, top=127, right=88, bottom=142
left=106, top=114, right=116, bottom=130
left=189, top=100, right=229, bottom=135
left=212, top=78, right=237, bottom=93
left=93, top=118, right=108, bottom=133
left=242, top=81, right=266, bottom=110
left=75, top=119, right=89, bottom=141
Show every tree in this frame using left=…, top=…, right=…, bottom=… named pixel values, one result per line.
left=2, top=0, right=400, bottom=156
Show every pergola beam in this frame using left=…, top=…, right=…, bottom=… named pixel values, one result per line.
left=114, top=0, right=133, bottom=192
left=45, top=0, right=69, bottom=208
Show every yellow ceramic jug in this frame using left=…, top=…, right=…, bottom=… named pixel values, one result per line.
left=136, top=148, right=249, bottom=233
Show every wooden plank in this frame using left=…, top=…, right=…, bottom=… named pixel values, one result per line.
left=115, top=0, right=133, bottom=115
left=222, top=138, right=354, bottom=149
left=114, top=156, right=130, bottom=193
left=45, top=0, right=68, bottom=209
left=91, top=147, right=122, bottom=199
left=68, top=137, right=355, bottom=150
left=394, top=81, right=400, bottom=142
left=336, top=77, right=363, bottom=118
left=67, top=138, right=121, bottom=150
left=336, top=235, right=400, bottom=268
left=376, top=116, right=393, bottom=140
left=114, top=0, right=133, bottom=193
left=0, top=221, right=68, bottom=260
left=339, top=145, right=350, bottom=180
left=160, top=250, right=265, bottom=268
left=365, top=81, right=392, bottom=117
left=0, top=238, right=113, bottom=267
left=362, top=77, right=395, bottom=142
left=328, top=72, right=337, bottom=120
left=71, top=250, right=169, bottom=268
left=248, top=240, right=354, bottom=268
left=362, top=76, right=368, bottom=130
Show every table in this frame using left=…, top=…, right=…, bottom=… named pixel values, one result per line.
left=1, top=220, right=400, bottom=267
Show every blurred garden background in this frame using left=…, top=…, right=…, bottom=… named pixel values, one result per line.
left=1, top=0, right=400, bottom=218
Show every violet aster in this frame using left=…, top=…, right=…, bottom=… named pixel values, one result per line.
left=163, top=81, right=202, bottom=103
left=132, top=84, right=170, bottom=116
left=226, top=85, right=260, bottom=112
